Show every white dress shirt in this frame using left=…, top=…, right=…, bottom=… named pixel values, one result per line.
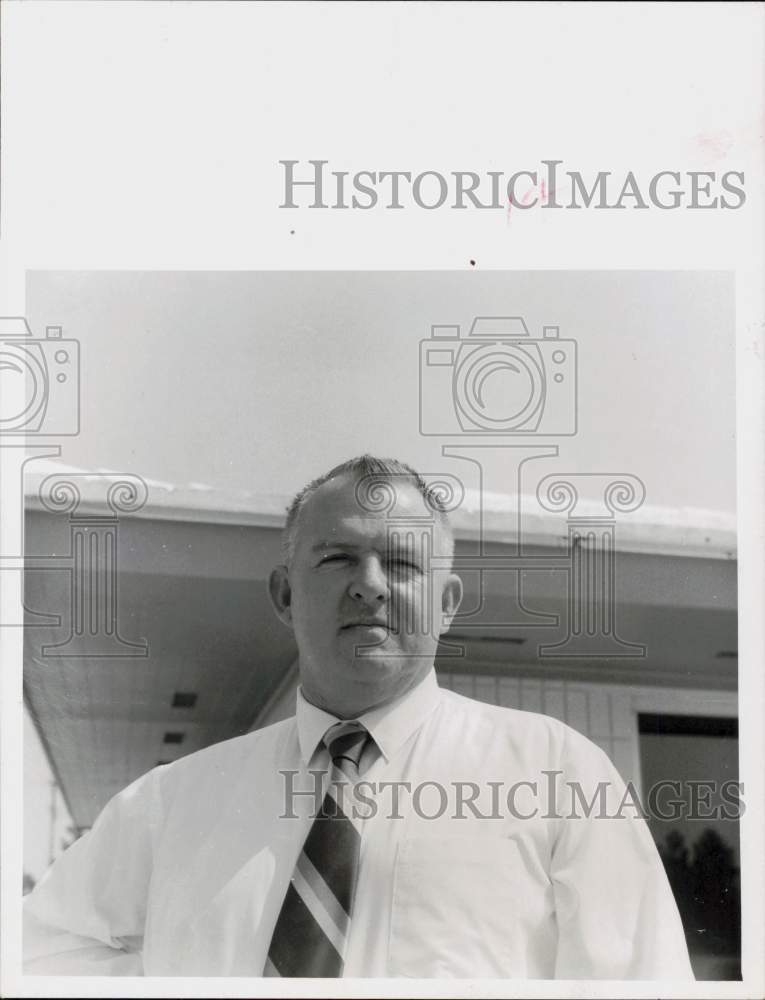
left=24, top=670, right=694, bottom=979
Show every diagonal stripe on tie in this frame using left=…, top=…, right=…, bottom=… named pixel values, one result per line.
left=266, top=883, right=344, bottom=978
left=302, top=795, right=358, bottom=915
left=264, top=720, right=378, bottom=978
left=262, top=957, right=281, bottom=977
left=292, top=860, right=348, bottom=955
left=296, top=851, right=351, bottom=941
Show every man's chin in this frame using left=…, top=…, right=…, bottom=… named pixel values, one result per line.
left=302, top=651, right=431, bottom=716
left=337, top=634, right=435, bottom=677
left=348, top=647, right=402, bottom=674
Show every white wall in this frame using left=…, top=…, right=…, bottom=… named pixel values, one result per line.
left=439, top=672, right=737, bottom=793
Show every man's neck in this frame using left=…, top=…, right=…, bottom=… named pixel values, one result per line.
left=300, top=672, right=432, bottom=721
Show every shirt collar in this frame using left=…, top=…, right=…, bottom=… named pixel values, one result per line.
left=296, top=669, right=441, bottom=766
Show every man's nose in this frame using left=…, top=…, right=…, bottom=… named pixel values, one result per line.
left=348, top=557, right=390, bottom=604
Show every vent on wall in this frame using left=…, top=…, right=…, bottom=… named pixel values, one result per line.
left=715, top=651, right=737, bottom=659
left=163, top=732, right=185, bottom=744
left=638, top=713, right=738, bottom=738
left=172, top=691, right=198, bottom=708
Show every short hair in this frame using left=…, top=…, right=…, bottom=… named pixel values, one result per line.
left=282, top=454, right=454, bottom=564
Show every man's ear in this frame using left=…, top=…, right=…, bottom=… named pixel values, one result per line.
left=268, top=565, right=294, bottom=630
left=440, top=572, right=463, bottom=632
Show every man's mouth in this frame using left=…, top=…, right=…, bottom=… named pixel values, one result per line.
left=340, top=621, right=393, bottom=633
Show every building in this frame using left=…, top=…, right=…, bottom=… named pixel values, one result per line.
left=23, top=471, right=738, bottom=978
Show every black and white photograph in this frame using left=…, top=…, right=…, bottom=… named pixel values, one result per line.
left=1, top=4, right=763, bottom=1000
left=17, top=268, right=740, bottom=981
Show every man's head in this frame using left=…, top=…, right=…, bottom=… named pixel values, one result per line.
left=269, top=456, right=463, bottom=718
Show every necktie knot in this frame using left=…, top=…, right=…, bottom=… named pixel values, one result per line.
left=323, top=721, right=372, bottom=778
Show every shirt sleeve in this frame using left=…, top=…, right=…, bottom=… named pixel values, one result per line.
left=549, top=726, right=694, bottom=980
left=23, top=766, right=163, bottom=976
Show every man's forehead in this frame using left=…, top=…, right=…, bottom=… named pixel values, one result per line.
left=300, top=473, right=432, bottom=527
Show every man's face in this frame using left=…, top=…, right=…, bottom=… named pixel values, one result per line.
left=269, top=473, right=462, bottom=718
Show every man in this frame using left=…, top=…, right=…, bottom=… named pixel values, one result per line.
left=24, top=455, right=693, bottom=979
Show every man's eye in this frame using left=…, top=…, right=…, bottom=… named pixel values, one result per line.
left=391, top=560, right=420, bottom=573
left=318, top=554, right=348, bottom=565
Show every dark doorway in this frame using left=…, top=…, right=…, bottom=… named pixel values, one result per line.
left=639, top=713, right=741, bottom=980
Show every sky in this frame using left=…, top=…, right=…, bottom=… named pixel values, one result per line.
left=25, top=270, right=736, bottom=522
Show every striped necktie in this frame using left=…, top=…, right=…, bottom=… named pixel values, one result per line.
left=264, top=721, right=376, bottom=977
